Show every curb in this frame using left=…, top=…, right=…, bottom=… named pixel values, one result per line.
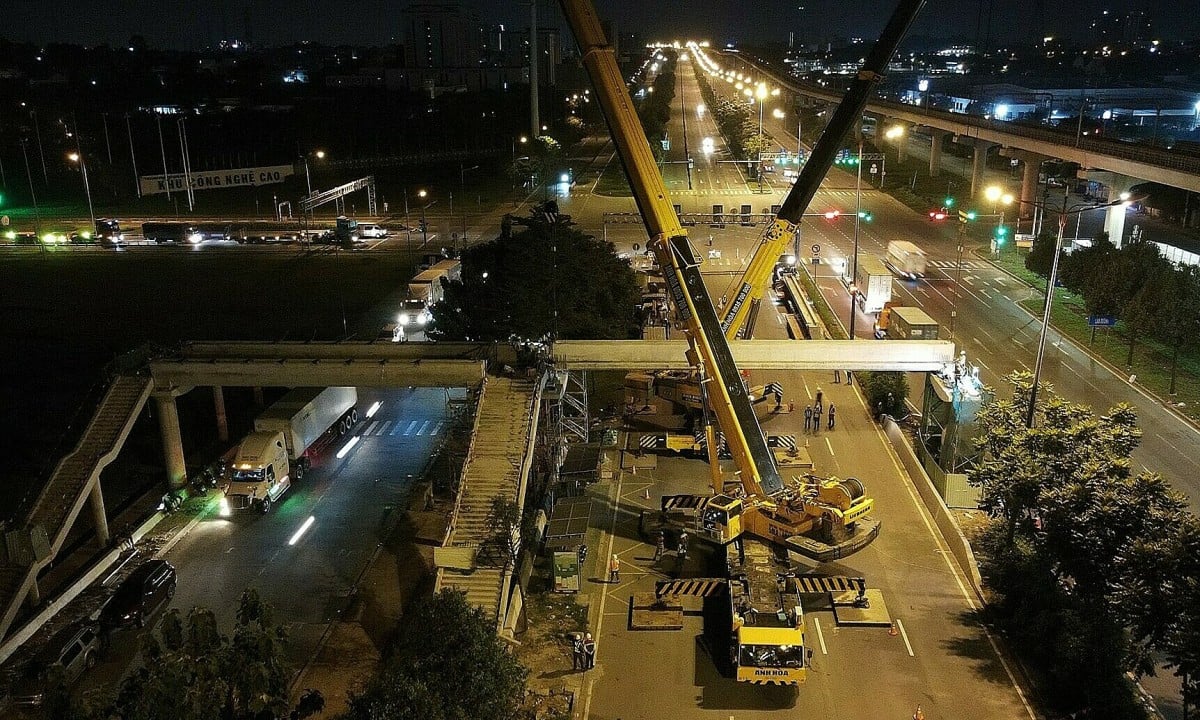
left=975, top=247, right=1200, bottom=435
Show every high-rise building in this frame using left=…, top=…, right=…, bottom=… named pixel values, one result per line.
left=400, top=3, right=481, bottom=68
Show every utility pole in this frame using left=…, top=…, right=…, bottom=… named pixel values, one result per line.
left=848, top=137, right=864, bottom=339
left=101, top=113, right=113, bottom=164
left=157, top=114, right=171, bottom=201
left=126, top=114, right=141, bottom=198
left=528, top=0, right=540, bottom=138
left=31, top=109, right=48, bottom=184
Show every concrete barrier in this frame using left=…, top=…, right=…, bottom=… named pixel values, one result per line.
left=881, top=417, right=984, bottom=602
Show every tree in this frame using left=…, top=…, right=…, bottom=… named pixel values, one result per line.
left=1024, top=230, right=1058, bottom=279
left=1103, top=242, right=1170, bottom=367
left=1152, top=264, right=1200, bottom=395
left=856, top=371, right=909, bottom=418
left=344, top=589, right=528, bottom=720
left=1163, top=517, right=1200, bottom=720
left=77, top=590, right=318, bottom=720
left=430, top=205, right=641, bottom=342
left=508, top=135, right=562, bottom=190
left=1057, top=235, right=1114, bottom=295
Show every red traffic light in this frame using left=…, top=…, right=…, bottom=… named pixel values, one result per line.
left=823, top=210, right=841, bottom=220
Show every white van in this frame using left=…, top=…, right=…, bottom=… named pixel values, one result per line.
left=358, top=224, right=388, bottom=238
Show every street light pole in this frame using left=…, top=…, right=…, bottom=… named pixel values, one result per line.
left=20, top=141, right=41, bottom=237
left=848, top=136, right=864, bottom=339
left=69, top=152, right=96, bottom=231
left=1027, top=191, right=1070, bottom=428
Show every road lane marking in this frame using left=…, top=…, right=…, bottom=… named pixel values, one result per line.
left=378, top=420, right=392, bottom=435
left=364, top=421, right=380, bottom=436
left=813, top=617, right=828, bottom=654
left=404, top=420, right=419, bottom=435
left=416, top=420, right=431, bottom=436
left=581, top=468, right=623, bottom=720
left=896, top=617, right=915, bottom=657
left=825, top=437, right=835, bottom=456
left=429, top=422, right=443, bottom=436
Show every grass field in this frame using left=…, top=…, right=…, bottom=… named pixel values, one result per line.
left=0, top=247, right=419, bottom=518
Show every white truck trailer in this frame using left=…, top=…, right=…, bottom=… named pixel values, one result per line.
left=853, top=255, right=893, bottom=314
left=407, top=259, right=462, bottom=306
left=885, top=240, right=928, bottom=279
left=222, top=387, right=358, bottom=513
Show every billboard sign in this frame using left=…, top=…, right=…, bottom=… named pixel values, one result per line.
left=139, top=164, right=294, bottom=196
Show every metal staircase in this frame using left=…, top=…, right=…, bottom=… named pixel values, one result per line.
left=0, top=374, right=152, bottom=640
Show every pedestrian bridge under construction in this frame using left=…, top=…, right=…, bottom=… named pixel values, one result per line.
left=0, top=336, right=952, bottom=653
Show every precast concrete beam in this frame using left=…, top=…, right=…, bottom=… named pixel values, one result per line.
left=954, top=137, right=999, bottom=197
left=1001, top=148, right=1049, bottom=219
left=150, top=359, right=485, bottom=390
left=553, top=340, right=955, bottom=371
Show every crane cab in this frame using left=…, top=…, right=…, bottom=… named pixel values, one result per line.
left=699, top=494, right=743, bottom=543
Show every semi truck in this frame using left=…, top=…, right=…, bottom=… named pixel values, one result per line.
left=142, top=222, right=201, bottom=244
left=885, top=240, right=927, bottom=279
left=221, top=387, right=358, bottom=513
left=407, top=259, right=462, bottom=306
left=874, top=304, right=939, bottom=340
left=853, top=255, right=893, bottom=314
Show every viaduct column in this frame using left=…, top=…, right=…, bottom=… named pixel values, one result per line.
left=927, top=129, right=951, bottom=178
left=213, top=385, right=228, bottom=442
left=89, top=480, right=110, bottom=547
left=154, top=390, right=188, bottom=491
left=1001, top=148, right=1048, bottom=220
left=1082, top=171, right=1138, bottom=247
left=954, top=137, right=998, bottom=197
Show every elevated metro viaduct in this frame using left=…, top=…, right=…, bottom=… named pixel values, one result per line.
left=715, top=51, right=1200, bottom=245
left=0, top=338, right=952, bottom=653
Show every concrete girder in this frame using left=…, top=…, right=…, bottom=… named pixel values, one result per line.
left=954, top=137, right=999, bottom=197
left=1001, top=148, right=1050, bottom=219
left=553, top=340, right=955, bottom=371
left=149, top=359, right=486, bottom=390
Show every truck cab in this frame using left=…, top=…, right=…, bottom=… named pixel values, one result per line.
left=222, top=430, right=299, bottom=513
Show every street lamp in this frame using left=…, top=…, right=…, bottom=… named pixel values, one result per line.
left=918, top=78, right=929, bottom=107
left=848, top=134, right=866, bottom=339
left=983, top=185, right=1015, bottom=252
left=1025, top=191, right=1143, bottom=427
left=755, top=83, right=768, bottom=193
left=418, top=189, right=429, bottom=246
left=67, top=152, right=95, bottom=231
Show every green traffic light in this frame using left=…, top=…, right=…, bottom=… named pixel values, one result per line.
left=996, top=226, right=1008, bottom=237
left=944, top=196, right=955, bottom=207
left=967, top=211, right=978, bottom=220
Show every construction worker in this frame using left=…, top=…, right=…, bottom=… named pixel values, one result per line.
left=813, top=404, right=823, bottom=433
left=845, top=369, right=853, bottom=386
left=804, top=405, right=813, bottom=432
left=828, top=403, right=837, bottom=430
left=678, top=530, right=689, bottom=555
left=815, top=386, right=824, bottom=409
left=608, top=554, right=620, bottom=583
left=654, top=531, right=666, bottom=561
left=833, top=369, right=841, bottom=384
left=571, top=633, right=584, bottom=670
left=583, top=632, right=596, bottom=669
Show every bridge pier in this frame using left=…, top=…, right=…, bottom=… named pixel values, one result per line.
left=154, top=390, right=188, bottom=491
left=1001, top=148, right=1049, bottom=220
left=954, top=137, right=998, bottom=197
left=928, top=130, right=951, bottom=178
left=89, top=479, right=110, bottom=547
left=1081, top=171, right=1138, bottom=247
left=213, top=385, right=228, bottom=443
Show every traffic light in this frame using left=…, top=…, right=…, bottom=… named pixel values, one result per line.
left=857, top=210, right=873, bottom=222
left=995, top=225, right=1008, bottom=245
left=944, top=196, right=955, bottom=208
left=966, top=210, right=978, bottom=221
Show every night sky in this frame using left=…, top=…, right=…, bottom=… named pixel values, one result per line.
left=5, top=0, right=1196, bottom=49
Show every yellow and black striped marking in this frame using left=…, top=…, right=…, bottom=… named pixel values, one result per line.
left=661, top=494, right=712, bottom=511
left=638, top=434, right=662, bottom=449
left=655, top=578, right=727, bottom=598
left=767, top=434, right=797, bottom=451
left=789, top=575, right=867, bottom=597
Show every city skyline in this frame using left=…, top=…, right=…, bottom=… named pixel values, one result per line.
left=4, top=0, right=1196, bottom=49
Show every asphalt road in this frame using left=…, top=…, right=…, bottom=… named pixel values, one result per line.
left=84, top=386, right=460, bottom=693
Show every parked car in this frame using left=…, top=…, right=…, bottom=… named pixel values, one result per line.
left=358, top=223, right=388, bottom=239
left=99, top=560, right=177, bottom=630
left=9, top=621, right=102, bottom=706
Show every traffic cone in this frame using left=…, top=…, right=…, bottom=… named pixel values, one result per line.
left=631, top=462, right=638, bottom=476
left=889, top=622, right=899, bottom=637
left=643, top=487, right=651, bottom=500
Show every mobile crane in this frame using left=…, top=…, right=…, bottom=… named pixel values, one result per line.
left=560, top=0, right=924, bottom=685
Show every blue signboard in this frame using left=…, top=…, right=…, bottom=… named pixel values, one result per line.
left=1088, top=315, right=1117, bottom=328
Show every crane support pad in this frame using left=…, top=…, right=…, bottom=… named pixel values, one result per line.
left=784, top=518, right=881, bottom=563
left=655, top=579, right=727, bottom=598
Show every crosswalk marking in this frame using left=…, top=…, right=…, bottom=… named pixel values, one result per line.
left=404, top=420, right=419, bottom=435
left=416, top=420, right=432, bottom=436
left=930, top=260, right=990, bottom=270
left=429, top=421, right=443, bottom=436
left=378, top=420, right=392, bottom=435
left=364, top=421, right=380, bottom=436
